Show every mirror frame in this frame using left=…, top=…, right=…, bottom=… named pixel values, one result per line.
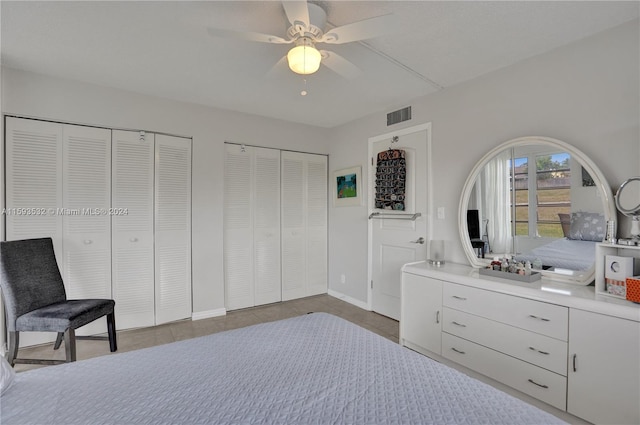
left=458, top=136, right=616, bottom=285
left=615, top=176, right=640, bottom=216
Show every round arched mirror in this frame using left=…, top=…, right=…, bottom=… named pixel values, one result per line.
left=459, top=136, right=616, bottom=285
left=615, top=176, right=640, bottom=241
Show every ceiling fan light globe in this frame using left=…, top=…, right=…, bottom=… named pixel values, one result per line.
left=287, top=45, right=321, bottom=75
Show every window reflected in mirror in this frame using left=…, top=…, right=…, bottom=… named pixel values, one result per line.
left=509, top=152, right=573, bottom=239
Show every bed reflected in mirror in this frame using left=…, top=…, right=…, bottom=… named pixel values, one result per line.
left=459, top=136, right=616, bottom=285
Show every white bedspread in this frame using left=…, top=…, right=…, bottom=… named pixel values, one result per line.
left=515, top=238, right=596, bottom=271
left=1, top=313, right=566, bottom=425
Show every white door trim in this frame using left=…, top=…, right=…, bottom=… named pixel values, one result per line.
left=367, top=122, right=433, bottom=311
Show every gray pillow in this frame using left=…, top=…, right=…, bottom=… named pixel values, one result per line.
left=568, top=211, right=605, bottom=242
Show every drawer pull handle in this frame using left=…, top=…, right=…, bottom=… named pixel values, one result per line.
left=452, top=321, right=467, bottom=328
left=452, top=296, right=467, bottom=301
left=528, top=314, right=550, bottom=322
left=527, top=379, right=549, bottom=389
left=451, top=347, right=466, bottom=355
left=436, top=311, right=440, bottom=324
left=528, top=346, right=550, bottom=355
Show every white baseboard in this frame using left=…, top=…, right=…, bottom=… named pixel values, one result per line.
left=327, top=289, right=369, bottom=310
left=192, top=308, right=226, bottom=321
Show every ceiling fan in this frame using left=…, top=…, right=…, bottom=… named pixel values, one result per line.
left=207, top=1, right=395, bottom=79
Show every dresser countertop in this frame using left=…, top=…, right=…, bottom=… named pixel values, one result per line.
left=403, top=261, right=640, bottom=322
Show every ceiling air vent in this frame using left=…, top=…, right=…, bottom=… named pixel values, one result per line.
left=387, top=106, right=411, bottom=126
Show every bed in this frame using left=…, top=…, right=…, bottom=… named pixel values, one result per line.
left=514, top=211, right=605, bottom=271
left=514, top=237, right=596, bottom=271
left=1, top=313, right=566, bottom=425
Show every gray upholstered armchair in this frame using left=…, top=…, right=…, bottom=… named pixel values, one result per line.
left=0, top=237, right=117, bottom=366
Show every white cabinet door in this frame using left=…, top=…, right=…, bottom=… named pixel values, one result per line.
left=400, top=273, right=442, bottom=355
left=62, top=124, right=112, bottom=301
left=281, top=151, right=327, bottom=301
left=224, top=145, right=282, bottom=310
left=112, top=130, right=155, bottom=329
left=154, top=134, right=192, bottom=324
left=224, top=144, right=254, bottom=310
left=5, top=117, right=63, bottom=257
left=5, top=117, right=63, bottom=347
left=568, top=309, right=640, bottom=425
left=62, top=125, right=112, bottom=337
left=281, top=152, right=307, bottom=301
left=305, top=154, right=327, bottom=297
left=253, top=147, right=281, bottom=306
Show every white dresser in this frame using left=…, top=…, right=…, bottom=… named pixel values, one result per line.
left=401, top=261, right=640, bottom=425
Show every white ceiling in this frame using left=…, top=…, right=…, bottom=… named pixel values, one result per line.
left=1, top=1, right=638, bottom=128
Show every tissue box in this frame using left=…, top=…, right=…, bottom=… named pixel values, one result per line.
left=604, top=256, right=640, bottom=298
left=626, top=276, right=640, bottom=303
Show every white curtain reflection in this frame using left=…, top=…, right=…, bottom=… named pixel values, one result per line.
left=482, top=150, right=513, bottom=254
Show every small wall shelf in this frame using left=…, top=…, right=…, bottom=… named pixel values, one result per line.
left=595, top=242, right=640, bottom=299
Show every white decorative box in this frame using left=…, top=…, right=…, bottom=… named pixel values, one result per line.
left=604, top=255, right=640, bottom=297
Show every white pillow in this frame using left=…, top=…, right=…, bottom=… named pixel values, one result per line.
left=0, top=355, right=16, bottom=396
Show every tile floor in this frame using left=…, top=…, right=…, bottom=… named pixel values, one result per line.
left=14, top=294, right=398, bottom=373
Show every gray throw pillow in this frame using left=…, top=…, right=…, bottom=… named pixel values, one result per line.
left=568, top=211, right=605, bottom=242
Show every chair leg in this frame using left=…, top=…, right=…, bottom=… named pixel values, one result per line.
left=106, top=312, right=117, bottom=352
left=53, top=332, right=64, bottom=350
left=64, top=328, right=76, bottom=362
left=7, top=331, right=19, bottom=367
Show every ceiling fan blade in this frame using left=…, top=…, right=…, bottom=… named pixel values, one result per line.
left=320, top=50, right=362, bottom=79
left=266, top=55, right=289, bottom=79
left=282, top=1, right=310, bottom=30
left=207, top=27, right=291, bottom=44
left=320, top=14, right=396, bottom=44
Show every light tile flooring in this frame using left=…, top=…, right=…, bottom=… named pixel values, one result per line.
left=14, top=294, right=398, bottom=373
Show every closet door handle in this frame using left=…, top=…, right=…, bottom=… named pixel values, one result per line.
left=452, top=321, right=467, bottom=328
left=572, top=354, right=577, bottom=372
left=436, top=310, right=440, bottom=324
left=527, top=379, right=549, bottom=389
left=528, top=346, right=550, bottom=355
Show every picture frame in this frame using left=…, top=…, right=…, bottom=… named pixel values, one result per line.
left=332, top=166, right=363, bottom=207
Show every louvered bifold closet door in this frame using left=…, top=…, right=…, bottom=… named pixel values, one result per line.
left=224, top=144, right=254, bottom=310
left=5, top=118, right=63, bottom=251
left=253, top=147, right=281, bottom=306
left=305, top=155, right=327, bottom=296
left=281, top=152, right=327, bottom=301
left=154, top=134, right=192, bottom=325
left=281, top=151, right=307, bottom=301
left=112, top=130, right=155, bottom=329
left=62, top=124, right=112, bottom=336
left=5, top=117, right=63, bottom=347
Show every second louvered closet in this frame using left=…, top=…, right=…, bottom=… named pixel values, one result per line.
left=223, top=144, right=327, bottom=310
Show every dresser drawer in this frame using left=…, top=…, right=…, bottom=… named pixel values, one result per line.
left=442, top=333, right=567, bottom=410
left=443, top=283, right=568, bottom=340
left=442, top=307, right=568, bottom=375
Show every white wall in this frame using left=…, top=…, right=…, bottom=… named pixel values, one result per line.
left=2, top=19, right=638, bottom=316
left=0, top=68, right=330, bottom=315
left=327, top=20, right=640, bottom=304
